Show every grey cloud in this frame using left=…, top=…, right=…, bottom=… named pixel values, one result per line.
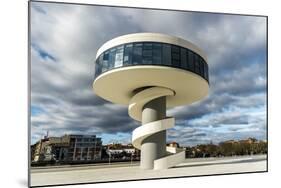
left=30, top=2, right=267, bottom=145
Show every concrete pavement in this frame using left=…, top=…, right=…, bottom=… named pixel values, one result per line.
left=30, top=155, right=267, bottom=187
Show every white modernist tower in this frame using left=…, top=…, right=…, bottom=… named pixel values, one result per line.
left=93, top=33, right=209, bottom=170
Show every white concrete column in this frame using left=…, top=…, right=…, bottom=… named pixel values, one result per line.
left=140, top=96, right=166, bottom=169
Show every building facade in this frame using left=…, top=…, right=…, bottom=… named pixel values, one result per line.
left=31, top=134, right=102, bottom=163
left=68, top=134, right=102, bottom=161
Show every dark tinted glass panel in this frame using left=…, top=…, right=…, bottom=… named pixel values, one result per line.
left=142, top=50, right=152, bottom=57
left=142, top=57, right=152, bottom=64
left=162, top=44, right=171, bottom=65
left=181, top=48, right=187, bottom=69
left=186, top=49, right=189, bottom=69
left=108, top=48, right=116, bottom=69
left=196, top=54, right=201, bottom=75
left=199, top=57, right=204, bottom=77
left=102, top=51, right=109, bottom=72
left=95, top=59, right=100, bottom=76
left=132, top=43, right=142, bottom=64
left=172, top=45, right=180, bottom=67
left=99, top=54, right=107, bottom=72
left=204, top=62, right=208, bottom=79
left=143, top=43, right=153, bottom=49
left=194, top=54, right=200, bottom=74
left=103, top=51, right=109, bottom=61
left=171, top=45, right=180, bottom=53
left=143, top=50, right=152, bottom=57
left=188, top=50, right=194, bottom=71
left=172, top=59, right=180, bottom=67
left=124, top=44, right=133, bottom=65
left=99, top=55, right=103, bottom=73
left=153, top=43, right=162, bottom=64
left=172, top=53, right=180, bottom=60
left=115, top=45, right=124, bottom=67
left=205, top=63, right=209, bottom=80
left=142, top=43, right=152, bottom=64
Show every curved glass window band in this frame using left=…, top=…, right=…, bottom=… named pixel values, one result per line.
left=95, top=42, right=209, bottom=83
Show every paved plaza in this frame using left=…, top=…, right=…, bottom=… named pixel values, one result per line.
left=31, top=155, right=267, bottom=187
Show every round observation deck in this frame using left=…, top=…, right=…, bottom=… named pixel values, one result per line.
left=93, top=33, right=209, bottom=107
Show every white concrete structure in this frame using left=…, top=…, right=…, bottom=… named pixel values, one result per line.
left=93, top=33, right=209, bottom=170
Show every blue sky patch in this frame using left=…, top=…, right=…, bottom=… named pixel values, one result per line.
left=31, top=43, right=57, bottom=62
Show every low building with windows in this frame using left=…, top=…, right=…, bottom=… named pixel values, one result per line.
left=31, top=134, right=102, bottom=163
left=69, top=134, right=102, bottom=161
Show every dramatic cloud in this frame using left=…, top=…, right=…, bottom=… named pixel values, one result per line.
left=30, top=2, right=267, bottom=146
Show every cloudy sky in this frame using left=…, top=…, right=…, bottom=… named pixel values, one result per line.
left=30, top=2, right=267, bottom=146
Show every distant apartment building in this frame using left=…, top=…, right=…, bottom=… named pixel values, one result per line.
left=32, top=134, right=102, bottom=163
